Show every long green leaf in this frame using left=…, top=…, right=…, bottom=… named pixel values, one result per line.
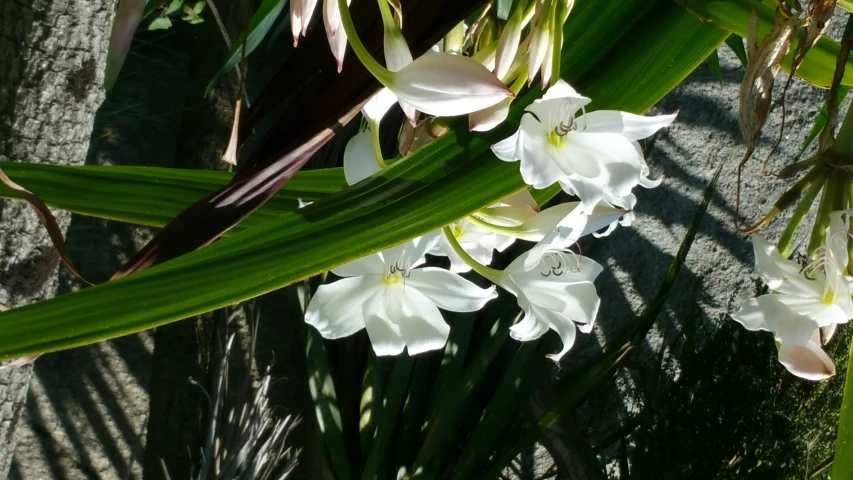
left=0, top=0, right=727, bottom=360
left=361, top=357, right=414, bottom=480
left=831, top=340, right=853, bottom=479
left=678, top=0, right=853, bottom=87
left=0, top=163, right=345, bottom=232
left=205, top=0, right=288, bottom=94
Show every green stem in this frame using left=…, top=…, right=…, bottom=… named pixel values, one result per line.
left=338, top=0, right=393, bottom=84
left=467, top=214, right=532, bottom=240
left=442, top=226, right=502, bottom=283
left=831, top=337, right=853, bottom=480
left=848, top=178, right=853, bottom=273
left=778, top=167, right=828, bottom=257
left=807, top=171, right=841, bottom=257
left=367, top=120, right=388, bottom=168
left=376, top=0, right=395, bottom=30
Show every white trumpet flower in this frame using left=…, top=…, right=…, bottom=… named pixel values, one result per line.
left=491, top=80, right=675, bottom=213
left=305, top=236, right=497, bottom=356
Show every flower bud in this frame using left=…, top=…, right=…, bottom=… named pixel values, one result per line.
left=388, top=53, right=513, bottom=117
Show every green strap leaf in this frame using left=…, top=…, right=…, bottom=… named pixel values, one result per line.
left=0, top=163, right=346, bottom=232
left=205, top=0, right=288, bottom=95
left=832, top=340, right=853, bottom=480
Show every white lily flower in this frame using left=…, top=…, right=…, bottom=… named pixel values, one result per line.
left=324, top=0, right=351, bottom=71
left=388, top=53, right=514, bottom=117
left=343, top=131, right=381, bottom=185
left=491, top=80, right=675, bottom=213
left=305, top=236, right=498, bottom=356
left=777, top=329, right=836, bottom=381
left=500, top=243, right=602, bottom=361
left=731, top=233, right=853, bottom=347
left=335, top=0, right=511, bottom=118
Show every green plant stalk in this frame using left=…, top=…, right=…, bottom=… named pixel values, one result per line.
left=442, top=226, right=503, bottom=284
left=423, top=312, right=477, bottom=419
left=338, top=0, right=393, bottom=84
left=367, top=120, right=389, bottom=169
left=848, top=178, right=853, bottom=273
left=831, top=337, right=853, bottom=480
left=359, top=352, right=382, bottom=458
left=361, top=356, right=414, bottom=480
left=409, top=310, right=520, bottom=480
left=394, top=357, right=434, bottom=475
left=448, top=341, right=540, bottom=480
left=777, top=155, right=817, bottom=179
left=807, top=172, right=842, bottom=257
left=306, top=327, right=353, bottom=480
left=376, top=0, right=396, bottom=28
left=777, top=167, right=828, bottom=257
left=444, top=21, right=465, bottom=53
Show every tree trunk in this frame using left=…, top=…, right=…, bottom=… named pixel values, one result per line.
left=0, top=0, right=114, bottom=475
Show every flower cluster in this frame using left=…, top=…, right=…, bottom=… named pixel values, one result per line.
left=731, top=211, right=853, bottom=380
left=295, top=0, right=675, bottom=360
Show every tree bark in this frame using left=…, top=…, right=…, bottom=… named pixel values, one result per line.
left=0, top=0, right=114, bottom=475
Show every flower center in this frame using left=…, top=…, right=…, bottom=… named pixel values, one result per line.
left=823, top=289, right=836, bottom=305
left=537, top=250, right=581, bottom=278
left=384, top=259, right=411, bottom=285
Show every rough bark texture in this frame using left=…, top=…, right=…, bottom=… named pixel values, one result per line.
left=0, top=0, right=114, bottom=476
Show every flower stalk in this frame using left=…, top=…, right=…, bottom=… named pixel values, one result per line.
left=777, top=166, right=828, bottom=257
left=442, top=226, right=502, bottom=284
left=337, top=0, right=393, bottom=83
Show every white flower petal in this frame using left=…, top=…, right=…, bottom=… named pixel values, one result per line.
left=542, top=79, right=585, bottom=101
left=362, top=88, right=399, bottom=124
left=577, top=111, right=677, bottom=141
left=491, top=131, right=521, bottom=162
left=777, top=341, right=836, bottom=381
left=731, top=295, right=819, bottom=345
left=389, top=53, right=513, bottom=117
left=517, top=136, right=580, bottom=189
left=470, top=96, right=512, bottom=132
left=558, top=281, right=601, bottom=326
left=494, top=13, right=523, bottom=80
left=305, top=276, right=376, bottom=339
left=776, top=295, right=848, bottom=327
left=388, top=287, right=451, bottom=355
left=509, top=308, right=551, bottom=342
left=540, top=307, right=579, bottom=362
left=559, top=176, right=606, bottom=214
left=381, top=235, right=438, bottom=268
left=332, top=253, right=385, bottom=278
left=364, top=292, right=406, bottom=356
left=408, top=267, right=497, bottom=312
left=750, top=234, right=819, bottom=297
left=343, top=131, right=381, bottom=185
left=384, top=27, right=414, bottom=72
left=563, top=132, right=642, bottom=192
